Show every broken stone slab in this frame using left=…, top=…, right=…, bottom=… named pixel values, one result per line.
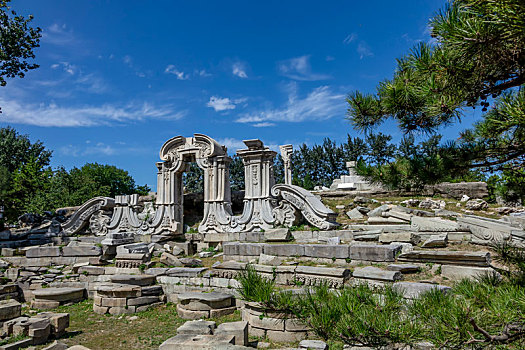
left=0, top=299, right=21, bottom=321
left=393, top=282, right=451, bottom=299
left=263, top=228, right=291, bottom=242
left=379, top=232, right=420, bottom=244
left=116, top=243, right=149, bottom=255
left=386, top=210, right=412, bottom=222
left=109, top=274, right=156, bottom=286
left=62, top=245, right=102, bottom=257
left=25, top=246, right=61, bottom=258
left=32, top=287, right=85, bottom=303
left=176, top=319, right=216, bottom=335
left=353, top=230, right=382, bottom=242
left=367, top=204, right=390, bottom=217
left=144, top=267, right=169, bottom=276
left=258, top=253, right=283, bottom=266
left=160, top=252, right=183, bottom=267
left=347, top=224, right=412, bottom=232
left=411, top=216, right=460, bottom=232
left=198, top=251, right=214, bottom=258
left=349, top=243, right=401, bottom=262
left=42, top=340, right=69, bottom=350
left=215, top=321, right=248, bottom=346
left=441, top=265, right=496, bottom=281
left=397, top=250, right=491, bottom=266
left=77, top=265, right=105, bottom=275
left=421, top=234, right=448, bottom=248
left=352, top=266, right=402, bottom=282
left=303, top=244, right=350, bottom=259
left=299, top=340, right=328, bottom=350
left=368, top=217, right=408, bottom=225
left=387, top=264, right=420, bottom=273
left=346, top=208, right=365, bottom=220
left=179, top=258, right=203, bottom=267
left=418, top=198, right=445, bottom=210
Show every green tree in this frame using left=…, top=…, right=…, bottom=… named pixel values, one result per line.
left=346, top=0, right=525, bottom=200
left=0, top=0, right=41, bottom=91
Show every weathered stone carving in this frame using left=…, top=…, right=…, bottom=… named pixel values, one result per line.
left=279, top=144, right=293, bottom=185
left=62, top=197, right=115, bottom=236
left=271, top=184, right=339, bottom=230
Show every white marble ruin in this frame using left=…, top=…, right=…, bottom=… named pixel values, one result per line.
left=62, top=134, right=339, bottom=240
left=329, top=161, right=377, bottom=191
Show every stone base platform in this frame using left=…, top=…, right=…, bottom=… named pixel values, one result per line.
left=92, top=274, right=164, bottom=315
left=176, top=292, right=236, bottom=319
left=31, top=287, right=86, bottom=310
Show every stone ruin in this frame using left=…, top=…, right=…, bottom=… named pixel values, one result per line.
left=61, top=134, right=339, bottom=244
left=0, top=133, right=524, bottom=349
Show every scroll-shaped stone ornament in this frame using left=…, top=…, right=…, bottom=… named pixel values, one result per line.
left=62, top=197, right=115, bottom=236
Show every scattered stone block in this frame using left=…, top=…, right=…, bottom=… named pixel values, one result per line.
left=299, top=340, right=328, bottom=350
left=26, top=247, right=60, bottom=258
left=0, top=300, right=21, bottom=321
left=379, top=232, right=419, bottom=244
left=346, top=208, right=365, bottom=220
left=177, top=291, right=235, bottom=319
left=32, top=287, right=85, bottom=309
left=179, top=258, right=203, bottom=267
left=109, top=274, right=156, bottom=286
left=387, top=264, right=420, bottom=273
left=367, top=204, right=390, bottom=217
left=264, top=244, right=304, bottom=257
left=422, top=234, right=448, bottom=248
left=42, top=340, right=68, bottom=350
left=303, top=244, right=350, bottom=259
left=258, top=253, right=283, bottom=266
left=62, top=245, right=102, bottom=257
left=441, top=265, right=496, bottom=281
left=465, top=199, right=488, bottom=211
left=350, top=243, right=401, bottom=262
left=353, top=266, right=401, bottom=282
left=397, top=250, right=491, bottom=266
left=393, top=282, right=451, bottom=299
left=263, top=228, right=291, bottom=242
left=418, top=198, right=445, bottom=210
left=160, top=252, right=182, bottom=267
left=159, top=334, right=235, bottom=350
left=215, top=321, right=248, bottom=346
left=176, top=320, right=216, bottom=335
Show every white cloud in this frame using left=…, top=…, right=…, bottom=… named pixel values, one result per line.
left=42, top=23, right=75, bottom=46
left=51, top=61, right=76, bottom=75
left=195, top=69, right=212, bottom=77
left=0, top=98, right=186, bottom=127
left=278, top=55, right=330, bottom=81
left=207, top=96, right=247, bottom=112
left=232, top=62, right=248, bottom=78
left=343, top=33, right=357, bottom=45
left=165, top=65, right=189, bottom=80
left=252, top=122, right=275, bottom=128
left=357, top=42, right=374, bottom=59
left=236, top=84, right=344, bottom=126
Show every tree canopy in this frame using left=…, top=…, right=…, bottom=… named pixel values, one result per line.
left=346, top=0, right=524, bottom=174
left=0, top=0, right=41, bottom=89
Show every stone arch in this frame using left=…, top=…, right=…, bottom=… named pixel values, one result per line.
left=156, top=134, right=233, bottom=233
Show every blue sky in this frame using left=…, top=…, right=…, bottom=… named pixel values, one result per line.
left=1, top=0, right=479, bottom=189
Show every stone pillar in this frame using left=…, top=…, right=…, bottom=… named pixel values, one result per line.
left=279, top=144, right=293, bottom=185
left=346, top=161, right=357, bottom=176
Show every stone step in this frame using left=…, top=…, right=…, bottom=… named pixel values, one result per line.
left=352, top=266, right=401, bottom=282
left=109, top=274, right=156, bottom=286
left=349, top=243, right=402, bottom=262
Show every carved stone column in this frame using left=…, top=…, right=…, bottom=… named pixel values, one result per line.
left=279, top=144, right=293, bottom=185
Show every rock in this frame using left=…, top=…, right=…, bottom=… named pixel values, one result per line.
left=353, top=196, right=371, bottom=205
left=401, top=199, right=421, bottom=207
left=465, top=199, right=489, bottom=211
left=346, top=208, right=365, bottom=220
left=62, top=245, right=102, bottom=257
left=172, top=246, right=184, bottom=256
left=441, top=265, right=497, bottom=281
left=418, top=198, right=445, bottom=210
left=179, top=258, right=203, bottom=267
left=263, top=228, right=291, bottom=242
left=160, top=252, right=183, bottom=267
left=460, top=195, right=470, bottom=202
left=258, top=253, right=283, bottom=266
left=397, top=250, right=491, bottom=266
left=176, top=319, right=216, bottom=335
left=109, top=274, right=156, bottom=286
left=304, top=244, right=350, bottom=259
left=299, top=340, right=328, bottom=350
left=215, top=321, right=248, bottom=346
left=335, top=205, right=345, bottom=210
left=353, top=266, right=401, bottom=282
left=422, top=234, right=448, bottom=248
left=26, top=246, right=60, bottom=258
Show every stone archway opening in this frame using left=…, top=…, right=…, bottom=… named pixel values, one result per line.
left=182, top=159, right=204, bottom=232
